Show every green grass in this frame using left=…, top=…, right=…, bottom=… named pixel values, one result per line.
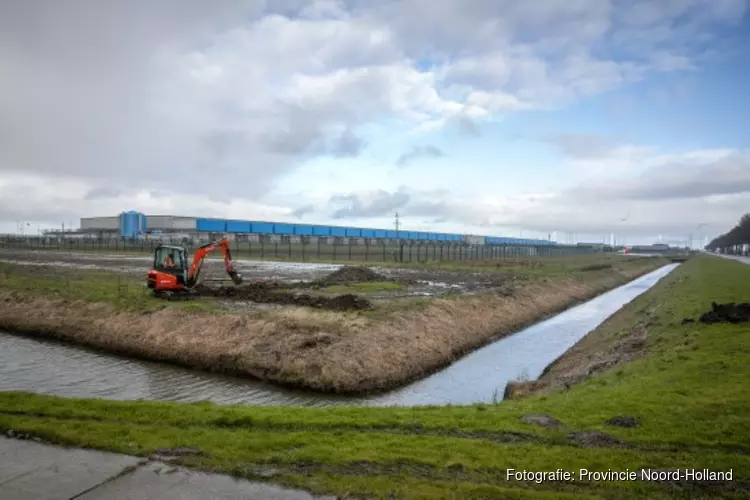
left=0, top=255, right=747, bottom=498
left=0, top=262, right=223, bottom=313
left=320, top=281, right=404, bottom=294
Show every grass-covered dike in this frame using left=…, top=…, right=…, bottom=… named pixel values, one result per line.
left=1, top=255, right=749, bottom=498
left=0, top=254, right=665, bottom=394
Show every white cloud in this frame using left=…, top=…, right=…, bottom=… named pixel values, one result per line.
left=304, top=148, right=750, bottom=243
left=0, top=0, right=747, bottom=242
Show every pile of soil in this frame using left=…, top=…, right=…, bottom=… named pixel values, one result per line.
left=698, top=302, right=750, bottom=324
left=315, top=265, right=388, bottom=286
left=606, top=416, right=639, bottom=428
left=580, top=263, right=613, bottom=272
left=194, top=282, right=372, bottom=311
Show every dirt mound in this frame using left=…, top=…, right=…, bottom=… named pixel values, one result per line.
left=606, top=416, right=639, bottom=428
left=580, top=263, right=613, bottom=272
left=503, top=380, right=547, bottom=400
left=194, top=283, right=372, bottom=312
left=697, top=302, right=750, bottom=324
left=317, top=265, right=387, bottom=285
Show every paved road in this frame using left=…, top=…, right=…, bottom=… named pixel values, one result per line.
left=1, top=437, right=334, bottom=500
left=715, top=253, right=750, bottom=265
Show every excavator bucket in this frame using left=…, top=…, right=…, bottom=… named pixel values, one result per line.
left=228, top=269, right=243, bottom=285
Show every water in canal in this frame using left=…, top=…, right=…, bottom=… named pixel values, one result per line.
left=0, top=264, right=678, bottom=407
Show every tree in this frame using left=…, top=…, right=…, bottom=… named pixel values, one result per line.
left=706, top=213, right=750, bottom=252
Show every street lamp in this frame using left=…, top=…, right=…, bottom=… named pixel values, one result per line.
left=692, top=223, right=707, bottom=250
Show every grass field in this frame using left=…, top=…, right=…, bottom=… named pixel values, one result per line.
left=1, top=255, right=748, bottom=498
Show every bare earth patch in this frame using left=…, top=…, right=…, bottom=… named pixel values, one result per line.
left=696, top=302, right=750, bottom=324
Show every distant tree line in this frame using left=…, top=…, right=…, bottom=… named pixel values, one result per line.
left=706, top=213, right=750, bottom=252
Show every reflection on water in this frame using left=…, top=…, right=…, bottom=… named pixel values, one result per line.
left=0, top=264, right=678, bottom=407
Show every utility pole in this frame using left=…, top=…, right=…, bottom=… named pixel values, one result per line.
left=394, top=212, right=403, bottom=262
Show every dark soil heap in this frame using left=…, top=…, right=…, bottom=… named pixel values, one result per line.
left=697, top=302, right=750, bottom=324
left=315, top=265, right=388, bottom=286
left=194, top=282, right=372, bottom=311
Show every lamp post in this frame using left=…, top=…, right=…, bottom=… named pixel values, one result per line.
left=693, top=223, right=707, bottom=250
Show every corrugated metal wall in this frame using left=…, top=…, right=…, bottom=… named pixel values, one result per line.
left=80, top=217, right=118, bottom=230
left=87, top=213, right=558, bottom=246
left=146, top=215, right=197, bottom=231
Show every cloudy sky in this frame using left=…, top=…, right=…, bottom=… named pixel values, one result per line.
left=2, top=0, right=749, bottom=245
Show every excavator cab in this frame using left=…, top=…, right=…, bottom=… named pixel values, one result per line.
left=148, top=245, right=189, bottom=291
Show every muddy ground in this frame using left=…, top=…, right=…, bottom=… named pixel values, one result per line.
left=0, top=248, right=514, bottom=298
left=192, top=282, right=374, bottom=312
left=0, top=248, right=520, bottom=313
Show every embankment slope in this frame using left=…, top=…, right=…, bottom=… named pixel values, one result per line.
left=1, top=255, right=749, bottom=499
left=0, top=257, right=665, bottom=394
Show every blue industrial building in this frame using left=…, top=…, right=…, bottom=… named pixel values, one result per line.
left=80, top=212, right=558, bottom=246
left=194, top=217, right=556, bottom=246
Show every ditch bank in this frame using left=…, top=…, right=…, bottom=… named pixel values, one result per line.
left=0, top=258, right=668, bottom=394
left=503, top=257, right=705, bottom=400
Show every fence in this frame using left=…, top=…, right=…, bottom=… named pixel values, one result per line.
left=0, top=236, right=598, bottom=264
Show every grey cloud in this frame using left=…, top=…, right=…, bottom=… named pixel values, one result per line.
left=327, top=188, right=484, bottom=225
left=567, top=152, right=750, bottom=202
left=396, top=145, right=445, bottom=167
left=260, top=124, right=324, bottom=157
left=148, top=189, right=172, bottom=199
left=330, top=190, right=410, bottom=218
left=292, top=204, right=315, bottom=218
left=493, top=151, right=750, bottom=239
left=204, top=129, right=250, bottom=161
left=455, top=115, right=480, bottom=136
left=84, top=187, right=122, bottom=201
left=331, top=128, right=366, bottom=157
left=543, top=133, right=615, bottom=159
left=363, top=1, right=613, bottom=58
left=402, top=200, right=451, bottom=218
left=0, top=192, right=80, bottom=224
left=0, top=0, right=400, bottom=202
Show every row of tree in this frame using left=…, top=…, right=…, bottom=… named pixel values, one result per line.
left=706, top=213, right=750, bottom=251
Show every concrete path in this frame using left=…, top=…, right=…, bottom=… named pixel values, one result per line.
left=716, top=254, right=750, bottom=265
left=0, top=437, right=335, bottom=500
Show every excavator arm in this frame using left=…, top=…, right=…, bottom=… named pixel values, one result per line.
left=186, top=238, right=243, bottom=287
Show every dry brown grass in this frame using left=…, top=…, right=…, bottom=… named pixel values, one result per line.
left=0, top=258, right=665, bottom=393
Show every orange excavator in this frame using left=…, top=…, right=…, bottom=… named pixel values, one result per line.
left=147, top=238, right=242, bottom=297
